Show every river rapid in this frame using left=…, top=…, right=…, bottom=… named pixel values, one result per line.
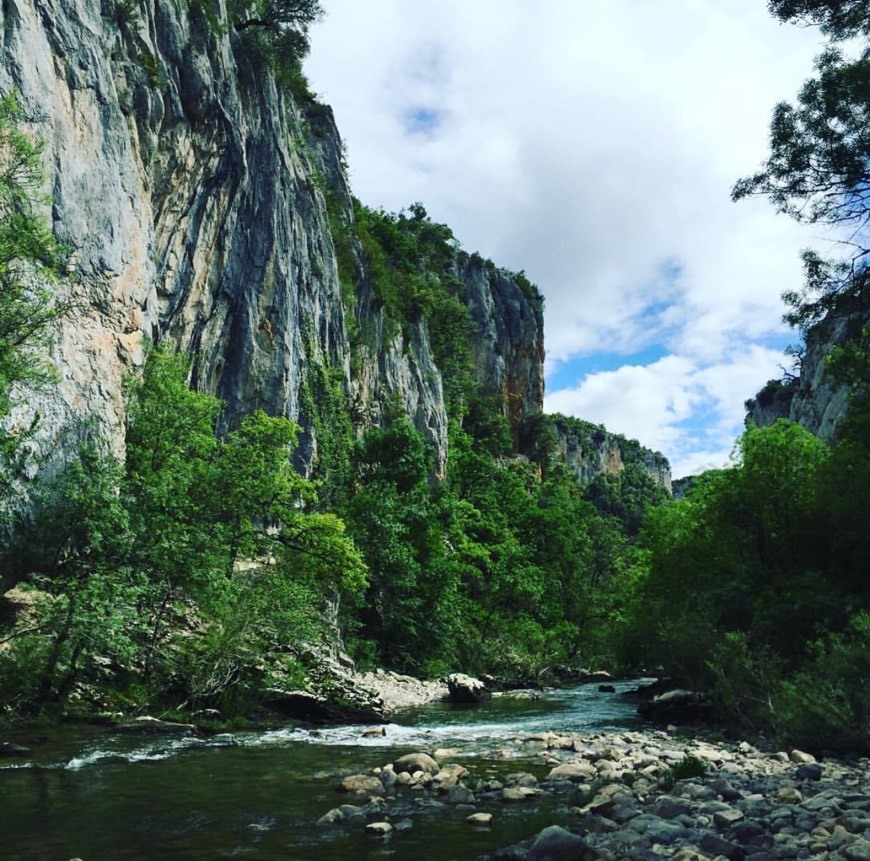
left=0, top=679, right=649, bottom=860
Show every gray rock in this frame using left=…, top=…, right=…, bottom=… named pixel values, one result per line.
left=795, top=763, right=822, bottom=781
left=364, top=821, right=393, bottom=837
left=789, top=749, right=816, bottom=765
left=337, top=774, right=383, bottom=794
left=714, top=807, right=745, bottom=830
left=699, top=832, right=745, bottom=860
left=844, top=840, right=870, bottom=861
left=446, top=785, right=476, bottom=805
left=527, top=826, right=599, bottom=861
left=393, top=752, right=440, bottom=775
left=711, top=777, right=743, bottom=801
left=652, top=796, right=691, bottom=819
left=446, top=673, right=490, bottom=703
left=467, top=812, right=493, bottom=826
left=730, top=820, right=767, bottom=845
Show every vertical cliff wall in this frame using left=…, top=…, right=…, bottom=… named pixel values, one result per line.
left=0, top=0, right=549, bottom=490
left=462, top=256, right=545, bottom=452
left=0, top=0, right=662, bottom=505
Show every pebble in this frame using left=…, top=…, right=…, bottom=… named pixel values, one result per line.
left=313, top=734, right=869, bottom=860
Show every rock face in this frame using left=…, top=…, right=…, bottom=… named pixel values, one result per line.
left=551, top=415, right=672, bottom=493
left=462, top=257, right=545, bottom=451
left=0, top=0, right=544, bottom=499
left=746, top=306, right=867, bottom=439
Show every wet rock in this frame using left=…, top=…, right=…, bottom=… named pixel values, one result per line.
left=446, top=784, right=475, bottom=805
left=364, top=821, right=393, bottom=837
left=505, top=772, right=539, bottom=787
left=393, top=752, right=440, bottom=775
left=467, top=812, right=493, bottom=826
left=503, top=786, right=540, bottom=802
left=337, top=774, right=383, bottom=795
left=527, top=825, right=599, bottom=861
left=446, top=673, right=491, bottom=703
left=362, top=726, right=386, bottom=738
left=317, top=804, right=365, bottom=825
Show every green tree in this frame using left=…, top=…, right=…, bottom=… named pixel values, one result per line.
left=768, top=0, right=870, bottom=38
left=0, top=91, right=65, bottom=468
left=228, top=0, right=323, bottom=97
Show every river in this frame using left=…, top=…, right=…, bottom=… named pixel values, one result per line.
left=0, top=679, right=650, bottom=860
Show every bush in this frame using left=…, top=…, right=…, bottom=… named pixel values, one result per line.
left=659, top=755, right=707, bottom=790
left=772, top=612, right=870, bottom=755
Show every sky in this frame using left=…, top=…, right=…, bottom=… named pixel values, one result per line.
left=305, top=0, right=834, bottom=479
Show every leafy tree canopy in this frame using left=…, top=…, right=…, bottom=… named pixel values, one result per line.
left=769, top=0, right=870, bottom=38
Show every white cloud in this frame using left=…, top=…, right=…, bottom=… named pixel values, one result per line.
left=306, top=1, right=830, bottom=477
left=545, top=345, right=788, bottom=477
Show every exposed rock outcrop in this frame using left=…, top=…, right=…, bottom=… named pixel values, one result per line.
left=0, top=0, right=545, bottom=506
left=462, top=257, right=545, bottom=452
left=551, top=414, right=672, bottom=493
left=746, top=306, right=868, bottom=439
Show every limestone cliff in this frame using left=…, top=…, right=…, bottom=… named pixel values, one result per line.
left=462, top=256, right=545, bottom=452
left=550, top=414, right=672, bottom=494
left=0, top=0, right=542, bottom=490
left=745, top=305, right=867, bottom=440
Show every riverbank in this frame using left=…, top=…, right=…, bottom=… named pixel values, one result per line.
left=355, top=668, right=450, bottom=711
left=321, top=727, right=870, bottom=861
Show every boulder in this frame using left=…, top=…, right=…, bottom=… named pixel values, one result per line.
left=796, top=763, right=822, bottom=781
left=264, top=689, right=384, bottom=724
left=546, top=763, right=597, bottom=782
left=467, top=812, right=493, bottom=826
left=446, top=673, right=490, bottom=703
left=393, top=752, right=440, bottom=775
left=337, top=774, right=383, bottom=795
left=789, top=749, right=816, bottom=764
left=637, top=689, right=711, bottom=724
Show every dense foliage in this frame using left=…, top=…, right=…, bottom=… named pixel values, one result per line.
left=627, top=0, right=870, bottom=753
left=0, top=348, right=365, bottom=716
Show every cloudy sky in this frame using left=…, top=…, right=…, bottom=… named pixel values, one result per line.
left=306, top=1, right=833, bottom=478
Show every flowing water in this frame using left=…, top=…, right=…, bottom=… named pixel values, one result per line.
left=0, top=680, right=649, bottom=861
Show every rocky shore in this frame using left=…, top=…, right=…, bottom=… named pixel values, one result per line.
left=355, top=668, right=450, bottom=711
left=319, top=727, right=870, bottom=861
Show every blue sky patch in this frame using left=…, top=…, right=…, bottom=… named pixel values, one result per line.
left=404, top=107, right=442, bottom=135
left=546, top=343, right=669, bottom=392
